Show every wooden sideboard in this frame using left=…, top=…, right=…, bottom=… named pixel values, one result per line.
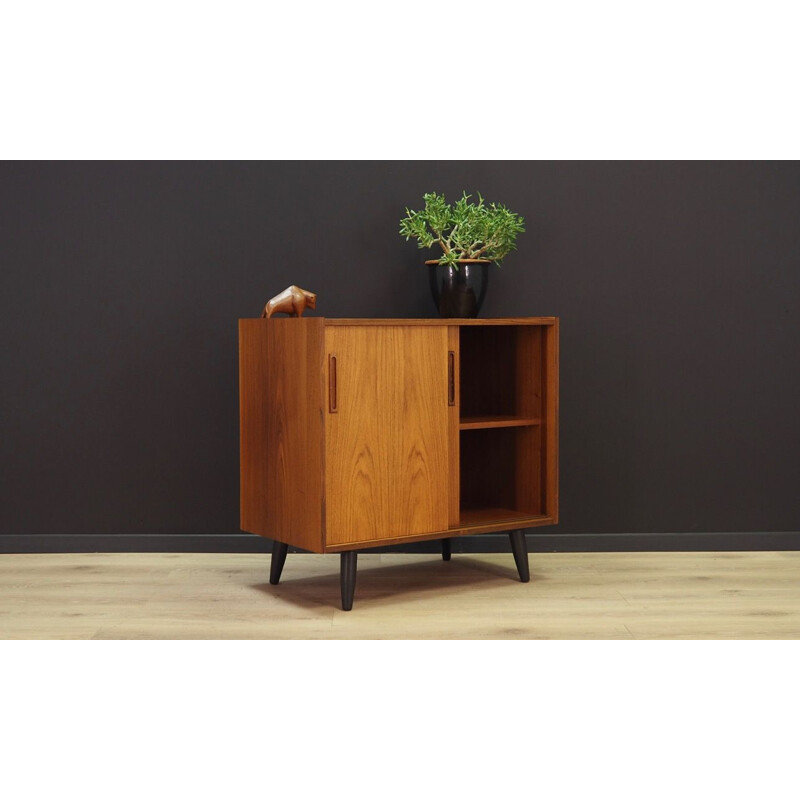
left=239, top=317, right=559, bottom=609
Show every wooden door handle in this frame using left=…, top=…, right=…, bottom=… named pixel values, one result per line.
left=329, top=354, right=337, bottom=413
left=448, top=351, right=455, bottom=406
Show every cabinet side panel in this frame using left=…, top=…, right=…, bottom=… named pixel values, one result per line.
left=239, top=320, right=268, bottom=538
left=239, top=318, right=324, bottom=552
left=543, top=320, right=559, bottom=521
left=516, top=326, right=543, bottom=419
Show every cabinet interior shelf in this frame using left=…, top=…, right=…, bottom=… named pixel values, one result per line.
left=459, top=506, right=540, bottom=525
left=459, top=415, right=542, bottom=430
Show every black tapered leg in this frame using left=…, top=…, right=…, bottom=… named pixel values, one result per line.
left=340, top=551, right=358, bottom=611
left=269, top=540, right=289, bottom=585
left=509, top=530, right=530, bottom=583
left=442, top=538, right=452, bottom=561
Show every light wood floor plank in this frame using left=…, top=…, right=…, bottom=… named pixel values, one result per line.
left=0, top=552, right=798, bottom=639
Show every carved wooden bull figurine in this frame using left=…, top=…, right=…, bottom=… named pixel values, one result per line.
left=261, top=285, right=317, bottom=318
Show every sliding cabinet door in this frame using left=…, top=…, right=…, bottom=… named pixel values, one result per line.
left=325, top=325, right=450, bottom=546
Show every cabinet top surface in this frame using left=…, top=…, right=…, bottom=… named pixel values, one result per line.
left=240, top=317, right=557, bottom=326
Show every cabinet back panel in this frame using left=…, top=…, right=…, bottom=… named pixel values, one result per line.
left=325, top=326, right=450, bottom=545
left=460, top=326, right=517, bottom=418
left=460, top=326, right=543, bottom=419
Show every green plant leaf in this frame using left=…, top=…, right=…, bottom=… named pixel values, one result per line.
left=400, top=190, right=525, bottom=264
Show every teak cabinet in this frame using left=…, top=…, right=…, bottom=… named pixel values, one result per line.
left=239, top=317, right=559, bottom=609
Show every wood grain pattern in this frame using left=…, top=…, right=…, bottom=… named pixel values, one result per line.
left=515, top=424, right=543, bottom=515
left=447, top=325, right=460, bottom=527
left=239, top=316, right=557, bottom=554
left=323, top=514, right=555, bottom=551
left=239, top=318, right=325, bottom=552
left=516, top=325, right=544, bottom=419
left=324, top=318, right=557, bottom=326
left=6, top=552, right=797, bottom=639
left=459, top=416, right=541, bottom=430
left=324, top=325, right=450, bottom=546
left=261, top=285, right=317, bottom=318
left=458, top=425, right=541, bottom=518
left=543, top=319, right=559, bottom=521
left=460, top=427, right=517, bottom=513
left=459, top=325, right=517, bottom=418
left=456, top=324, right=549, bottom=523
left=458, top=507, right=537, bottom=525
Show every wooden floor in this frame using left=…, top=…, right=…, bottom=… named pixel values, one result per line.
left=0, top=551, right=798, bottom=639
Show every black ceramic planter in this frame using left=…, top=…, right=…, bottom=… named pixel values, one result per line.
left=427, top=259, right=490, bottom=318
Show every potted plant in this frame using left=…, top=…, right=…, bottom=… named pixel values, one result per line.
left=399, top=191, right=525, bottom=317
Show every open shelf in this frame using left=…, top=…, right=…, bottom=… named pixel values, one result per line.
left=456, top=324, right=547, bottom=526
left=459, top=426, right=543, bottom=526
left=459, top=325, right=543, bottom=420
left=460, top=415, right=541, bottom=430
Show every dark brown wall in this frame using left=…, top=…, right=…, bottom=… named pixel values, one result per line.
left=1, top=162, right=799, bottom=549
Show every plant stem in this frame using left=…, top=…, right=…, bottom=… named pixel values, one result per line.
left=470, top=240, right=495, bottom=259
